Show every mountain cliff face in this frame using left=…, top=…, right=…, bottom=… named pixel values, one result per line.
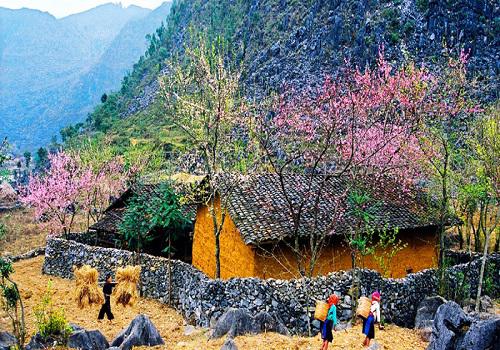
left=79, top=0, right=497, bottom=151
left=0, top=2, right=172, bottom=151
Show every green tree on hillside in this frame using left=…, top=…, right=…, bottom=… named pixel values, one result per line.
left=35, top=147, right=49, bottom=171
left=0, top=258, right=26, bottom=348
left=160, top=36, right=258, bottom=278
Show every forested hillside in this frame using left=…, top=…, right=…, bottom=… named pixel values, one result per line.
left=68, top=0, right=498, bottom=157
left=0, top=2, right=172, bottom=151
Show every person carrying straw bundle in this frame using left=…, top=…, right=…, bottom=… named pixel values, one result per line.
left=98, top=274, right=117, bottom=323
left=73, top=265, right=104, bottom=309
left=112, top=265, right=141, bottom=307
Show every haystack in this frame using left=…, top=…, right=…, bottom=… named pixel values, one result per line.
left=113, top=265, right=141, bottom=307
left=73, top=265, right=104, bottom=308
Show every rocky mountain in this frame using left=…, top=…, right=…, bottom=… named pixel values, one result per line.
left=76, top=0, right=497, bottom=154
left=0, top=2, right=172, bottom=151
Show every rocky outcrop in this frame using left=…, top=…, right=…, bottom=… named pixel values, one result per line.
left=428, top=301, right=472, bottom=350
left=221, top=338, right=238, bottom=350
left=456, top=317, right=500, bottom=350
left=110, top=314, right=164, bottom=350
left=116, top=0, right=498, bottom=121
left=415, top=295, right=447, bottom=329
left=0, top=331, right=16, bottom=350
left=211, top=308, right=289, bottom=339
left=68, top=329, right=109, bottom=350
left=427, top=301, right=500, bottom=350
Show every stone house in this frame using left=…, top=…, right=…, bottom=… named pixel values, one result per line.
left=192, top=174, right=441, bottom=279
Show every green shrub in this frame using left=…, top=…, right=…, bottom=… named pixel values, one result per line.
left=389, top=31, right=400, bottom=44
left=34, top=282, right=72, bottom=341
left=416, top=0, right=429, bottom=12
left=0, top=222, right=6, bottom=241
left=403, top=20, right=416, bottom=35
left=483, top=263, right=498, bottom=296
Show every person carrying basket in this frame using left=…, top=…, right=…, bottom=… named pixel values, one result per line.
left=319, top=294, right=339, bottom=350
left=362, top=291, right=381, bottom=347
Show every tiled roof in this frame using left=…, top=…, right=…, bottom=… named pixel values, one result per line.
left=219, top=174, right=437, bottom=245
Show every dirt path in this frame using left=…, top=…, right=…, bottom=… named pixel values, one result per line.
left=0, top=256, right=428, bottom=349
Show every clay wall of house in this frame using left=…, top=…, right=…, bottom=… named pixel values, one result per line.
left=254, top=227, right=438, bottom=279
left=192, top=197, right=256, bottom=278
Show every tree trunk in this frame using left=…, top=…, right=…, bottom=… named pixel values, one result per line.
left=215, top=231, right=221, bottom=279
left=495, top=231, right=500, bottom=252
left=475, top=231, right=491, bottom=312
left=168, top=233, right=172, bottom=306
left=458, top=227, right=464, bottom=250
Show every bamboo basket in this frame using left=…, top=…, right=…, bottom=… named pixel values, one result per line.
left=356, top=296, right=371, bottom=318
left=314, top=300, right=329, bottom=321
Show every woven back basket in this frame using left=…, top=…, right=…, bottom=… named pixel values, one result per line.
left=314, top=300, right=330, bottom=321
left=356, top=296, right=371, bottom=318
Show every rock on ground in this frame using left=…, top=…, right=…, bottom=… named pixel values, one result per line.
left=253, top=311, right=289, bottom=336
left=110, top=314, right=164, bottom=350
left=25, top=333, right=60, bottom=350
left=211, top=308, right=289, bottom=339
left=456, top=317, right=500, bottom=350
left=68, top=329, right=109, bottom=350
left=212, top=308, right=254, bottom=338
left=414, top=295, right=447, bottom=329
left=0, top=331, right=16, bottom=350
left=221, top=337, right=238, bottom=350
left=427, top=301, right=500, bottom=350
left=462, top=295, right=495, bottom=314
left=428, top=301, right=471, bottom=350
left=367, top=341, right=380, bottom=350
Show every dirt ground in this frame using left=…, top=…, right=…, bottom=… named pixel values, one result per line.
left=0, top=256, right=429, bottom=350
left=0, top=209, right=88, bottom=257
left=0, top=209, right=46, bottom=256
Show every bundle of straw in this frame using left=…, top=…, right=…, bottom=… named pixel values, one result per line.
left=73, top=265, right=104, bottom=309
left=113, top=265, right=141, bottom=307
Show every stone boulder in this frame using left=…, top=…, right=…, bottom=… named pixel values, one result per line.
left=253, top=311, right=289, bottom=336
left=110, top=314, right=164, bottom=350
left=0, top=331, right=16, bottom=350
left=462, top=295, right=495, bottom=314
left=221, top=337, right=238, bottom=350
left=68, top=329, right=109, bottom=350
left=212, top=308, right=289, bottom=339
left=212, top=308, right=254, bottom=338
left=25, top=333, right=59, bottom=350
left=427, top=301, right=472, bottom=350
left=415, top=295, right=447, bottom=342
left=415, top=296, right=447, bottom=329
left=456, top=317, right=500, bottom=350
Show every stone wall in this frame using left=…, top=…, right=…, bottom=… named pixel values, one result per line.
left=43, top=238, right=500, bottom=335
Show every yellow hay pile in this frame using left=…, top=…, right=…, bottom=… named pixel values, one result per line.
left=113, top=265, right=141, bottom=307
left=73, top=265, right=104, bottom=308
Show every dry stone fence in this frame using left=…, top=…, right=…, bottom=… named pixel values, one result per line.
left=43, top=238, right=499, bottom=335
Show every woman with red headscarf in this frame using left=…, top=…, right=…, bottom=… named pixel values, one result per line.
left=320, top=294, right=339, bottom=350
left=362, top=291, right=381, bottom=347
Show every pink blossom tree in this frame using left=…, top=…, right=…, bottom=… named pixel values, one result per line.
left=20, top=152, right=92, bottom=236
left=81, top=157, right=129, bottom=231
left=256, top=50, right=434, bottom=278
